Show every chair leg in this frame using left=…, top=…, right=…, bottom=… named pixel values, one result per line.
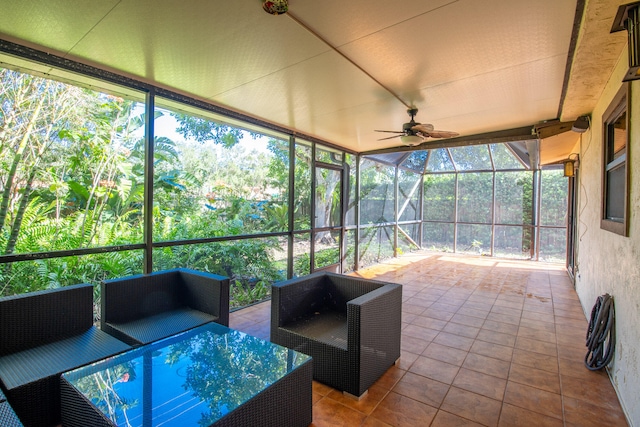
left=343, top=389, right=368, bottom=401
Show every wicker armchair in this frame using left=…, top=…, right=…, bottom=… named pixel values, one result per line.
left=101, top=268, right=230, bottom=346
left=271, top=272, right=402, bottom=398
left=0, top=284, right=130, bottom=427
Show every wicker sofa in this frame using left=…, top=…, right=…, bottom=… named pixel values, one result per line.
left=100, top=268, right=230, bottom=346
left=271, top=272, right=402, bottom=397
left=0, top=284, right=131, bottom=427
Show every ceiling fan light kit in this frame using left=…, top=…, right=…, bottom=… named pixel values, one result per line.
left=375, top=107, right=459, bottom=146
left=400, top=135, right=423, bottom=146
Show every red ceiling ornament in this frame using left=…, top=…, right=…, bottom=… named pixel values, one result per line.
left=263, top=0, right=288, bottom=15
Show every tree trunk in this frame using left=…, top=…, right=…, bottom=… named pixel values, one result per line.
left=0, top=90, right=46, bottom=240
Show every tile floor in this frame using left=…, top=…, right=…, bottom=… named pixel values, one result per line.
left=229, top=252, right=629, bottom=427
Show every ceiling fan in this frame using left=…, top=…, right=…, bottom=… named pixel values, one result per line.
left=375, top=108, right=459, bottom=146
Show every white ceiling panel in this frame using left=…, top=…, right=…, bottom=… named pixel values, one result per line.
left=1, top=0, right=614, bottom=158
left=67, top=0, right=329, bottom=99
left=0, top=0, right=119, bottom=54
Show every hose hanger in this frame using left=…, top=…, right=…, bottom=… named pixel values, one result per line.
left=585, top=293, right=616, bottom=371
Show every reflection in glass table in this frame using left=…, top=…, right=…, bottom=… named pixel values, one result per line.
left=61, top=322, right=312, bottom=427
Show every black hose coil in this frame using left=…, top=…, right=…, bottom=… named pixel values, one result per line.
left=584, top=293, right=615, bottom=371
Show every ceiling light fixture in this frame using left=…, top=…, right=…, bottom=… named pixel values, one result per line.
left=611, top=1, right=640, bottom=81
left=263, top=0, right=288, bottom=15
left=571, top=115, right=590, bottom=133
left=400, top=135, right=423, bottom=146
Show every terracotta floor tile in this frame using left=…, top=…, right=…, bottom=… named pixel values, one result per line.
left=450, top=313, right=486, bottom=327
left=470, top=340, right=514, bottom=362
left=430, top=301, right=462, bottom=313
left=402, top=324, right=440, bottom=342
left=482, top=319, right=519, bottom=335
left=560, top=374, right=624, bottom=411
left=490, top=305, right=522, bottom=317
left=563, top=396, right=629, bottom=427
left=409, top=356, right=461, bottom=384
left=503, top=381, right=562, bottom=420
left=514, top=336, right=557, bottom=357
left=397, top=350, right=420, bottom=371
left=422, top=342, right=468, bottom=366
left=557, top=342, right=587, bottom=361
left=452, top=368, right=507, bottom=400
left=498, top=403, right=563, bottom=427
left=517, top=325, right=556, bottom=343
left=401, top=335, right=430, bottom=354
left=411, top=315, right=448, bottom=331
left=557, top=357, right=610, bottom=383
left=423, top=308, right=455, bottom=322
left=431, top=410, right=485, bottom=427
left=361, top=416, right=393, bottom=426
left=433, top=331, right=475, bottom=352
left=403, top=303, right=427, bottom=315
left=311, top=396, right=367, bottom=427
left=369, top=391, right=438, bottom=427
left=392, top=371, right=451, bottom=407
left=456, top=307, right=491, bottom=319
left=442, top=322, right=480, bottom=339
left=511, top=348, right=559, bottom=373
left=508, top=362, right=560, bottom=393
left=440, top=387, right=502, bottom=426
left=486, top=312, right=521, bottom=326
left=375, top=365, right=406, bottom=390
left=520, top=309, right=556, bottom=323
left=462, top=352, right=511, bottom=379
left=476, top=329, right=517, bottom=347
left=519, top=317, right=556, bottom=332
left=313, top=380, right=334, bottom=396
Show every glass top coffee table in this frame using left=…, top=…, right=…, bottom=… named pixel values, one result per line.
left=60, top=322, right=312, bottom=427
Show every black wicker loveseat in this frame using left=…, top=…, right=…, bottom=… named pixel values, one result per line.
left=0, top=284, right=131, bottom=427
left=100, top=268, right=230, bottom=346
left=271, top=272, right=402, bottom=398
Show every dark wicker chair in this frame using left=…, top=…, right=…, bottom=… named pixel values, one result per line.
left=271, top=272, right=402, bottom=398
left=101, top=268, right=230, bottom=346
left=0, top=284, right=131, bottom=427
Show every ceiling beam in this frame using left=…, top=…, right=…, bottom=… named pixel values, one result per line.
left=361, top=125, right=536, bottom=156
left=533, top=120, right=574, bottom=139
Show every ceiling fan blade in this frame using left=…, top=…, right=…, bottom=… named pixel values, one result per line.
left=374, top=130, right=403, bottom=134
left=411, top=123, right=434, bottom=133
left=377, top=134, right=402, bottom=141
left=424, top=130, right=460, bottom=139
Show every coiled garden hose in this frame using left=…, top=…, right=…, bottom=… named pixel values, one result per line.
left=584, top=293, right=615, bottom=371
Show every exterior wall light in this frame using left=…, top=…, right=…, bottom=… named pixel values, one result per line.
left=611, top=1, right=640, bottom=81
left=563, top=154, right=579, bottom=178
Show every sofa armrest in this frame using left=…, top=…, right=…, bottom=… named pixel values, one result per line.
left=347, top=283, right=402, bottom=354
left=346, top=282, right=402, bottom=396
left=177, top=268, right=230, bottom=326
left=0, top=284, right=94, bottom=356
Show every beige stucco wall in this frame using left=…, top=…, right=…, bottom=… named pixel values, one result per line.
left=574, top=50, right=640, bottom=425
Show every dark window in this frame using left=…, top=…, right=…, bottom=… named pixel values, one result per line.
left=601, top=85, right=629, bottom=236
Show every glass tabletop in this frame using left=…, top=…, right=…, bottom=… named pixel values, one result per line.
left=62, top=323, right=311, bottom=427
